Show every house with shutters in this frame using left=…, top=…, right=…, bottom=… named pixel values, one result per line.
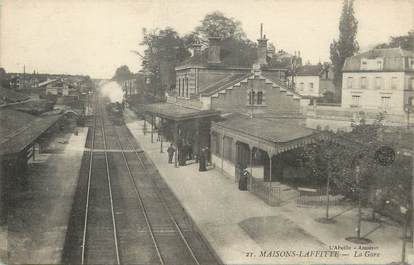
left=341, top=47, right=414, bottom=115
left=307, top=48, right=414, bottom=131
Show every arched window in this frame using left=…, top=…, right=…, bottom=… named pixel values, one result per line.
left=248, top=91, right=256, bottom=105
left=257, top=91, right=263, bottom=105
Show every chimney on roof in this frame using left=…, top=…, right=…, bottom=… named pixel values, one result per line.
left=192, top=40, right=202, bottom=59
left=257, top=23, right=268, bottom=66
left=207, top=37, right=221, bottom=64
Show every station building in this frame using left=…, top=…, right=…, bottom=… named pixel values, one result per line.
left=143, top=32, right=296, bottom=166
left=143, top=29, right=328, bottom=205
left=0, top=108, right=64, bottom=224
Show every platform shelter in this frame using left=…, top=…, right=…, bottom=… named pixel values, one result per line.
left=0, top=109, right=63, bottom=224
left=144, top=102, right=220, bottom=167
left=210, top=113, right=327, bottom=205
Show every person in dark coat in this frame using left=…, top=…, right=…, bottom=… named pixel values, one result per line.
left=178, top=139, right=187, bottom=166
left=167, top=144, right=175, bottom=164
left=187, top=141, right=193, bottom=160
left=199, top=147, right=207, bottom=172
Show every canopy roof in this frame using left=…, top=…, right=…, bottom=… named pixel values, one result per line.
left=212, top=113, right=319, bottom=155
left=0, top=109, right=62, bottom=156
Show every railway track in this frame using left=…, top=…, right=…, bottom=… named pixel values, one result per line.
left=62, top=93, right=219, bottom=265
left=81, top=97, right=120, bottom=264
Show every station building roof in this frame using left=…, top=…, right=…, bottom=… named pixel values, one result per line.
left=200, top=73, right=253, bottom=96
left=0, top=109, right=62, bottom=156
left=214, top=113, right=314, bottom=143
left=144, top=103, right=220, bottom=121
left=212, top=112, right=319, bottom=155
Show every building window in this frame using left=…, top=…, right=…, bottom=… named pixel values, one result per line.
left=248, top=91, right=256, bottom=105
left=377, top=60, right=383, bottom=70
left=186, top=77, right=189, bottom=98
left=309, top=82, right=314, bottom=91
left=411, top=78, right=414, bottom=90
left=351, top=95, right=360, bottom=106
left=257, top=91, right=263, bottom=105
left=381, top=96, right=391, bottom=109
left=299, top=82, right=304, bottom=91
left=178, top=79, right=181, bottom=96
left=410, top=59, right=414, bottom=70
left=360, top=77, right=367, bottom=89
left=375, top=77, right=383, bottom=89
left=391, top=77, right=398, bottom=89
left=347, top=77, right=353, bottom=89
left=361, top=60, right=368, bottom=70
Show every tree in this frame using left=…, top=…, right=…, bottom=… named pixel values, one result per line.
left=113, top=65, right=132, bottom=82
left=375, top=31, right=414, bottom=51
left=330, top=0, right=359, bottom=96
left=184, top=11, right=257, bottom=67
left=140, top=27, right=190, bottom=98
left=304, top=115, right=412, bottom=238
left=194, top=11, right=246, bottom=41
left=0, top=68, right=7, bottom=88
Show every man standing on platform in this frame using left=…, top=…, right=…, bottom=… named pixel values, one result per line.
left=199, top=147, right=207, bottom=172
left=167, top=143, right=175, bottom=164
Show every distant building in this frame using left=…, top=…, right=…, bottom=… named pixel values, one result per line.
left=44, top=79, right=70, bottom=96
left=341, top=48, right=414, bottom=115
left=121, top=73, right=145, bottom=97
left=306, top=48, right=414, bottom=130
left=294, top=64, right=323, bottom=98
left=291, top=63, right=336, bottom=99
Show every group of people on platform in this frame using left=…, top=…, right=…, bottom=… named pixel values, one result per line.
left=167, top=141, right=209, bottom=172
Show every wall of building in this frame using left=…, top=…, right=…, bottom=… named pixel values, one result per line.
left=212, top=154, right=236, bottom=180
left=176, top=68, right=251, bottom=99
left=295, top=75, right=320, bottom=97
left=341, top=72, right=410, bottom=114
left=210, top=75, right=301, bottom=114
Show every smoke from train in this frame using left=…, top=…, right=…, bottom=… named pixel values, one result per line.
left=101, top=81, right=123, bottom=103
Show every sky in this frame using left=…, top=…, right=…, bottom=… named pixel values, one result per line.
left=0, top=0, right=413, bottom=78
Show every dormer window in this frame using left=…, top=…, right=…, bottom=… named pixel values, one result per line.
left=360, top=58, right=384, bottom=70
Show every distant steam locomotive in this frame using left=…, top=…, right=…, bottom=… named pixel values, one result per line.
left=106, top=101, right=124, bottom=125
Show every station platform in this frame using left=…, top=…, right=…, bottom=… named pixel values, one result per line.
left=5, top=127, right=88, bottom=264
left=124, top=108, right=412, bottom=264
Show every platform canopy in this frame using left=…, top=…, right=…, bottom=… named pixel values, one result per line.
left=212, top=113, right=322, bottom=155
left=0, top=109, right=62, bottom=156
left=144, top=103, right=220, bottom=122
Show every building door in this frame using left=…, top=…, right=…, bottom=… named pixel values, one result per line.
left=236, top=142, right=250, bottom=170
